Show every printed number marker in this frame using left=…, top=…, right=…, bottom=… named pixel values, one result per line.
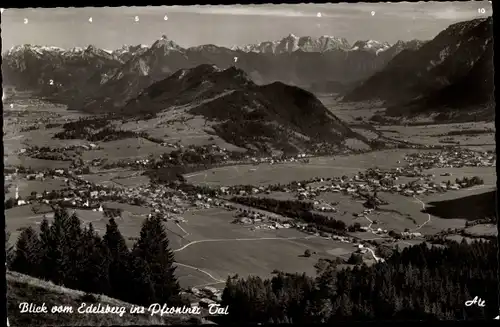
left=10, top=104, right=14, bottom=108
left=24, top=18, right=28, bottom=24
left=478, top=8, right=486, bottom=14
left=164, top=15, right=168, bottom=21
left=134, top=16, right=139, bottom=22
left=316, top=12, right=322, bottom=18
left=371, top=11, right=376, bottom=16
left=233, top=57, right=238, bottom=63
left=89, top=17, right=92, bottom=23
left=49, top=79, right=54, bottom=85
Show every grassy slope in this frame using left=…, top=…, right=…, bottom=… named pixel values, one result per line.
left=6, top=271, right=206, bottom=326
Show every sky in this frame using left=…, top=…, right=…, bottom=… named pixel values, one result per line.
left=0, top=2, right=493, bottom=51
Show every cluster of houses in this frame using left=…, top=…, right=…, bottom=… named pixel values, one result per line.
left=404, top=149, right=495, bottom=169
left=248, top=153, right=310, bottom=165
left=401, top=231, right=423, bottom=239
left=7, top=147, right=495, bottom=259
left=21, top=143, right=100, bottom=156
left=216, top=148, right=493, bottom=203
left=234, top=217, right=293, bottom=231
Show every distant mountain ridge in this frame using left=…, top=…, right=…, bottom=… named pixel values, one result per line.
left=2, top=34, right=426, bottom=109
left=231, top=34, right=352, bottom=54
left=343, top=17, right=494, bottom=121
left=2, top=44, right=124, bottom=103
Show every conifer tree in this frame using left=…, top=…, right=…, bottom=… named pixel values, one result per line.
left=104, top=218, right=131, bottom=300
left=38, top=217, right=53, bottom=280
left=132, top=216, right=180, bottom=304
left=78, top=223, right=111, bottom=294
left=5, top=230, right=14, bottom=269
left=11, top=227, right=41, bottom=276
left=60, top=211, right=84, bottom=289
left=47, top=208, right=69, bottom=284
left=127, top=254, right=156, bottom=305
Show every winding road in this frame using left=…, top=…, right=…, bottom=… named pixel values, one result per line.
left=172, top=235, right=319, bottom=288
left=363, top=215, right=374, bottom=229
left=175, top=222, right=190, bottom=237
left=173, top=235, right=317, bottom=253
left=412, top=196, right=431, bottom=231
left=174, top=262, right=225, bottom=285
left=365, top=247, right=383, bottom=262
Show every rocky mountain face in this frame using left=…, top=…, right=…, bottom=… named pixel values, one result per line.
left=2, top=45, right=124, bottom=101
left=76, top=36, right=426, bottom=112
left=344, top=17, right=494, bottom=120
left=2, top=34, right=424, bottom=110
left=111, top=44, right=149, bottom=62
left=232, top=34, right=352, bottom=53
left=115, top=64, right=368, bottom=154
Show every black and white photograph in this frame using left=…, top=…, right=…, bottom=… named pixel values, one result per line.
left=2, top=2, right=497, bottom=325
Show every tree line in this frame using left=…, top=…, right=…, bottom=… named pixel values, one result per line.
left=231, top=196, right=347, bottom=234
left=221, top=239, right=498, bottom=322
left=7, top=208, right=182, bottom=307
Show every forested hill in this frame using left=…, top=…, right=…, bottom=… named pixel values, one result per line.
left=220, top=240, right=498, bottom=322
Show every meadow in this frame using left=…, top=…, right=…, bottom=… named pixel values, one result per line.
left=185, top=150, right=422, bottom=186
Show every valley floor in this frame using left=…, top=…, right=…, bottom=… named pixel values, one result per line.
left=4, top=96, right=497, bottom=292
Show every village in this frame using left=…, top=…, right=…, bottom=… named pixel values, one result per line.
left=6, top=148, right=493, bottom=221
left=6, top=147, right=494, bottom=274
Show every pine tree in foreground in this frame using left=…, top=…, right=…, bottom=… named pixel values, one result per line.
left=60, top=211, right=84, bottom=290
left=11, top=227, right=41, bottom=276
left=5, top=230, right=14, bottom=268
left=45, top=208, right=69, bottom=284
left=132, top=216, right=180, bottom=304
left=127, top=254, right=157, bottom=306
left=78, top=223, right=111, bottom=295
left=37, top=218, right=53, bottom=280
left=104, top=218, right=132, bottom=301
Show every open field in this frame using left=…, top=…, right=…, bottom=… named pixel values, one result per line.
left=465, top=224, right=497, bottom=237
left=81, top=137, right=166, bottom=162
left=421, top=167, right=496, bottom=186
left=6, top=202, right=354, bottom=289
left=5, top=177, right=67, bottom=199
left=166, top=207, right=356, bottom=288
left=79, top=170, right=148, bottom=187
left=383, top=197, right=465, bottom=235
left=112, top=175, right=150, bottom=187
left=185, top=149, right=427, bottom=186
left=376, top=122, right=495, bottom=150
left=318, top=96, right=495, bottom=152
left=174, top=235, right=351, bottom=286
left=8, top=156, right=72, bottom=170
left=120, top=111, right=246, bottom=152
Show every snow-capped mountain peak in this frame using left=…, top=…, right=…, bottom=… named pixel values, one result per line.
left=234, top=34, right=352, bottom=54
left=150, top=36, right=182, bottom=51
left=350, top=40, right=391, bottom=54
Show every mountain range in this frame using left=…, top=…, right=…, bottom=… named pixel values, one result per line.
left=2, top=34, right=426, bottom=111
left=343, top=17, right=494, bottom=121
left=2, top=16, right=494, bottom=143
